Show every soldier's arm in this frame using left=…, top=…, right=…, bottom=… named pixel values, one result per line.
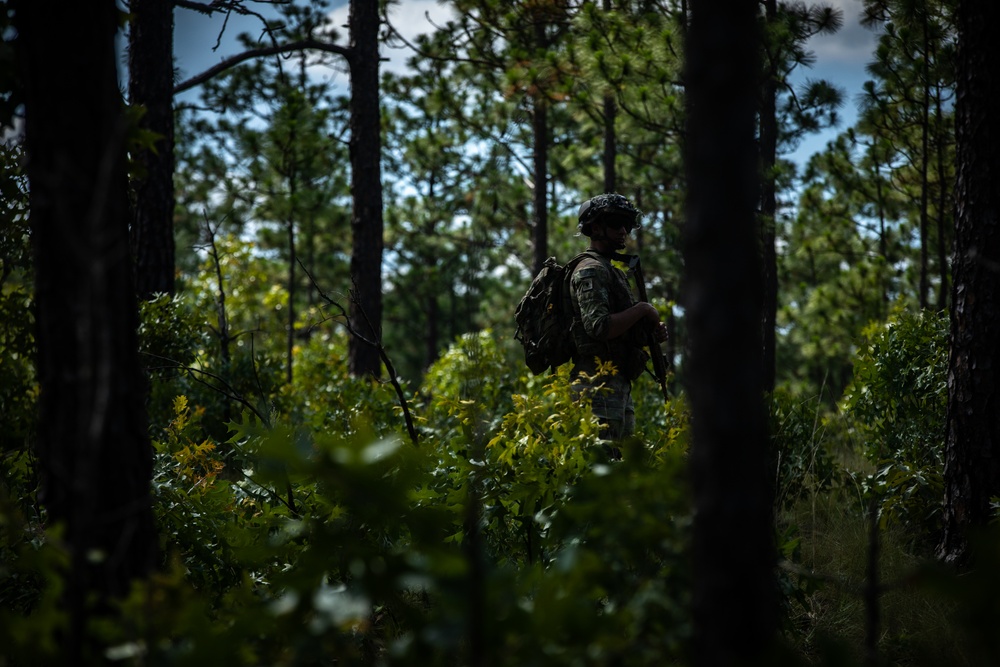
left=574, top=263, right=661, bottom=341
left=605, top=302, right=661, bottom=340
left=572, top=264, right=613, bottom=339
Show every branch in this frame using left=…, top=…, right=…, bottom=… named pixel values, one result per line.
left=141, top=352, right=269, bottom=425
left=298, top=260, right=421, bottom=446
left=173, top=0, right=285, bottom=20
left=173, top=0, right=289, bottom=54
left=174, top=38, right=351, bottom=95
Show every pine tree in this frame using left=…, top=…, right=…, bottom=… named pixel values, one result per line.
left=684, top=1, right=775, bottom=662
left=938, top=0, right=1000, bottom=569
left=13, top=1, right=157, bottom=659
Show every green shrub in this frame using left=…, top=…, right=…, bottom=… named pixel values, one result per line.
left=841, top=307, right=948, bottom=545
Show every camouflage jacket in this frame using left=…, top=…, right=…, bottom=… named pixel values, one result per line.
left=568, top=252, right=647, bottom=381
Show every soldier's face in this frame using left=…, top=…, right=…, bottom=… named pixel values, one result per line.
left=599, top=217, right=632, bottom=249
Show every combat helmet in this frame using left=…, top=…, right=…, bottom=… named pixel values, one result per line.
left=577, top=193, right=642, bottom=237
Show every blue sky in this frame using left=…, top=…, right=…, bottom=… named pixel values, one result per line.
left=787, top=0, right=879, bottom=165
left=172, top=0, right=879, bottom=167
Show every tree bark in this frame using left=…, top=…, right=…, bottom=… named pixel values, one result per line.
left=13, top=0, right=157, bottom=659
left=129, top=0, right=176, bottom=298
left=918, top=8, right=932, bottom=310
left=348, top=0, right=385, bottom=378
left=602, top=0, right=617, bottom=194
left=937, top=0, right=1000, bottom=569
left=603, top=91, right=617, bottom=194
left=935, top=78, right=950, bottom=310
left=530, top=15, right=552, bottom=277
left=683, top=1, right=776, bottom=663
left=760, top=0, right=778, bottom=393
left=531, top=94, right=549, bottom=275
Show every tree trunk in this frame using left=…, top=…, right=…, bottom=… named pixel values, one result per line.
left=683, top=0, right=776, bottom=663
left=347, top=0, right=385, bottom=378
left=760, top=0, right=778, bottom=394
left=532, top=94, right=549, bottom=275
left=935, top=79, right=950, bottom=310
left=603, top=91, right=617, bottom=194
left=918, top=10, right=932, bottom=309
left=287, top=215, right=297, bottom=385
left=602, top=0, right=617, bottom=194
left=14, top=0, right=157, bottom=660
left=128, top=0, right=176, bottom=299
left=937, top=0, right=1000, bottom=569
left=531, top=15, right=551, bottom=276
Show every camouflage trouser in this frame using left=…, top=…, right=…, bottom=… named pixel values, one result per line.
left=597, top=411, right=635, bottom=441
left=571, top=370, right=635, bottom=454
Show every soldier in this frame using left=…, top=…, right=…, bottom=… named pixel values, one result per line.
left=569, top=194, right=668, bottom=454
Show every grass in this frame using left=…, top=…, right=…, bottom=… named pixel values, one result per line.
left=781, top=486, right=975, bottom=667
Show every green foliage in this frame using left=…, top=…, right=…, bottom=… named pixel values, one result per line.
left=0, top=282, right=35, bottom=453
left=72, top=357, right=697, bottom=666
left=116, top=415, right=457, bottom=665
left=417, top=335, right=695, bottom=663
left=420, top=329, right=520, bottom=438
left=278, top=326, right=405, bottom=439
left=0, top=141, right=34, bottom=456
left=139, top=293, right=211, bottom=427
left=770, top=388, right=840, bottom=513
left=528, top=447, right=693, bottom=665
left=139, top=293, right=206, bottom=370
left=479, top=364, right=605, bottom=565
left=424, top=336, right=568, bottom=570
left=0, top=484, right=68, bottom=666
left=779, top=132, right=906, bottom=403
left=842, top=307, right=948, bottom=542
left=152, top=396, right=252, bottom=594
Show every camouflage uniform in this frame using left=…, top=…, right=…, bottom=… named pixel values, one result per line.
left=568, top=252, right=646, bottom=441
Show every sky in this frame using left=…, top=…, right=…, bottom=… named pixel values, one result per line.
left=786, top=0, right=879, bottom=164
left=171, top=0, right=879, bottom=166
left=171, top=0, right=449, bottom=99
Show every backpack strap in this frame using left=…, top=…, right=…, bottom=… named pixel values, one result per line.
left=564, top=250, right=603, bottom=274
left=562, top=250, right=605, bottom=348
left=563, top=250, right=606, bottom=285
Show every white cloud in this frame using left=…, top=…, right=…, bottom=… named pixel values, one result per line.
left=807, top=0, right=878, bottom=66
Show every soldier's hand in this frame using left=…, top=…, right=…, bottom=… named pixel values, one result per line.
left=638, top=301, right=660, bottom=323
left=637, top=303, right=668, bottom=342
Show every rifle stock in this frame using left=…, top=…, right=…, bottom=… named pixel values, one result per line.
left=621, top=254, right=670, bottom=403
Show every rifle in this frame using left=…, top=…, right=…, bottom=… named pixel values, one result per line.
left=619, top=253, right=670, bottom=403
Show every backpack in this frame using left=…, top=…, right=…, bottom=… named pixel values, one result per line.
left=514, top=252, right=596, bottom=374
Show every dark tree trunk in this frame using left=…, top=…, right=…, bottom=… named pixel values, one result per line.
left=530, top=15, right=551, bottom=277
left=937, top=0, right=1000, bottom=569
left=347, top=0, right=385, bottom=378
left=287, top=215, right=297, bottom=385
left=426, top=288, right=440, bottom=371
left=760, top=0, right=778, bottom=394
left=603, top=91, right=617, bottom=194
left=683, top=1, right=776, bottom=663
left=532, top=95, right=549, bottom=275
left=602, top=0, right=616, bottom=194
left=918, top=11, right=932, bottom=310
left=935, top=81, right=950, bottom=310
left=128, top=0, right=176, bottom=298
left=13, top=0, right=157, bottom=660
